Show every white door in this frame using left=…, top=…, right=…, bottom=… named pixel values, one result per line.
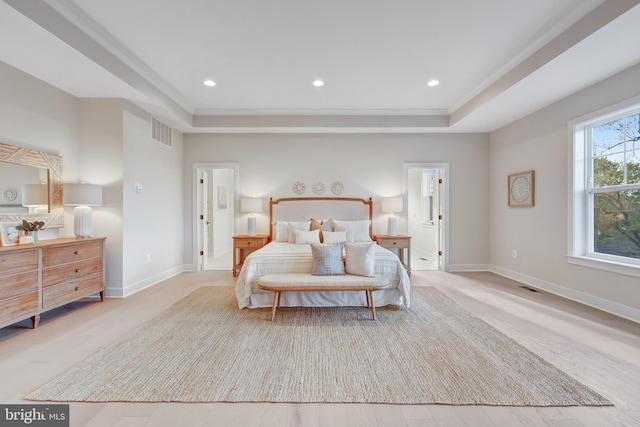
left=194, top=163, right=239, bottom=271
left=199, top=169, right=209, bottom=270
left=404, top=163, right=448, bottom=271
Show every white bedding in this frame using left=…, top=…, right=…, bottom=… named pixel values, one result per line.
left=235, top=241, right=411, bottom=309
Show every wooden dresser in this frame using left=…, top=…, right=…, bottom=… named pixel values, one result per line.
left=0, top=237, right=106, bottom=329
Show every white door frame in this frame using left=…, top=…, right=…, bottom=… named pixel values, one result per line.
left=193, top=163, right=240, bottom=272
left=403, top=162, right=450, bottom=271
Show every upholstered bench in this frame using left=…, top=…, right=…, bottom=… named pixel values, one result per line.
left=257, top=273, right=390, bottom=321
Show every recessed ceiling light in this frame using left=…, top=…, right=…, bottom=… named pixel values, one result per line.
left=427, top=79, right=439, bottom=87
left=203, top=79, right=216, bottom=87
left=313, top=80, right=324, bottom=87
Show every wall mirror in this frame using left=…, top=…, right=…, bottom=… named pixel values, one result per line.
left=0, top=142, right=64, bottom=228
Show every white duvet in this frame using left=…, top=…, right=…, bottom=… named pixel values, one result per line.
left=235, top=242, right=411, bottom=310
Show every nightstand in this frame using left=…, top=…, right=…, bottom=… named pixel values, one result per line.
left=374, top=235, right=411, bottom=276
left=232, top=235, right=269, bottom=277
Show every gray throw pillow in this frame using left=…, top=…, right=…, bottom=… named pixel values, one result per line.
left=310, top=243, right=345, bottom=276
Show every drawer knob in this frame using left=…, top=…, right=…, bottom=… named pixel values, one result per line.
left=393, top=242, right=397, bottom=245
left=75, top=269, right=80, bottom=273
left=74, top=250, right=79, bottom=255
left=247, top=242, right=251, bottom=245
left=75, top=286, right=80, bottom=291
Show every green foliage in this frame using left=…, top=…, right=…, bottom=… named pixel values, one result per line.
left=16, top=219, right=45, bottom=232
left=593, top=158, right=640, bottom=257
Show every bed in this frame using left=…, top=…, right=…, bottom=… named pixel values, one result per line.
left=235, top=197, right=411, bottom=310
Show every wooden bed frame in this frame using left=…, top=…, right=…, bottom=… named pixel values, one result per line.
left=268, top=197, right=373, bottom=241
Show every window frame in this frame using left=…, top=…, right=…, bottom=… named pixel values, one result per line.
left=569, top=97, right=640, bottom=278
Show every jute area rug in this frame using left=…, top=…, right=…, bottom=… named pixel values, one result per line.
left=26, top=286, right=611, bottom=406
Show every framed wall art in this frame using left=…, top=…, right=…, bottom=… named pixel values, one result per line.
left=217, top=186, right=227, bottom=209
left=508, top=170, right=535, bottom=207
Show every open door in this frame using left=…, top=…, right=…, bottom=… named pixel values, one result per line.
left=199, top=169, right=209, bottom=270
left=404, top=163, right=449, bottom=271
left=194, top=163, right=239, bottom=271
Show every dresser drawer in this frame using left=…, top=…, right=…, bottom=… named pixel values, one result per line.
left=42, top=240, right=103, bottom=267
left=43, top=258, right=103, bottom=287
left=0, top=271, right=39, bottom=300
left=0, top=291, right=39, bottom=325
left=43, top=275, right=104, bottom=310
left=0, top=249, right=38, bottom=276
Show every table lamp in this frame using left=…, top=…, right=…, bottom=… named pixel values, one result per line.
left=241, top=198, right=262, bottom=236
left=381, top=197, right=403, bottom=236
left=63, top=183, right=102, bottom=238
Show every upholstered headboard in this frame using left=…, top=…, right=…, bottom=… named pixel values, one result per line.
left=269, top=197, right=373, bottom=241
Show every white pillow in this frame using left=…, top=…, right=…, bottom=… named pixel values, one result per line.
left=344, top=241, right=376, bottom=277
left=322, top=230, right=347, bottom=244
left=274, top=220, right=290, bottom=242
left=287, top=221, right=310, bottom=243
left=333, top=220, right=372, bottom=242
left=295, top=229, right=321, bottom=244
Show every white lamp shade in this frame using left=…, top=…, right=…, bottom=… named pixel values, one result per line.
left=241, top=198, right=262, bottom=213
left=21, top=184, right=48, bottom=207
left=381, top=197, right=403, bottom=213
left=63, top=183, right=102, bottom=206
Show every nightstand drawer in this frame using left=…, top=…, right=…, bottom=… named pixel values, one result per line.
left=376, top=238, right=410, bottom=249
left=234, top=238, right=265, bottom=249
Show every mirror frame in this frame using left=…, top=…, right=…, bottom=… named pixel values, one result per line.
left=0, top=142, right=63, bottom=229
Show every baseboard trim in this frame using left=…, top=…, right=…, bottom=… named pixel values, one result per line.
left=489, top=265, right=640, bottom=324
left=106, top=265, right=186, bottom=298
left=447, top=264, right=490, bottom=272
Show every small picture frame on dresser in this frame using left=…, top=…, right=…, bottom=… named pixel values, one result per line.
left=0, top=222, right=21, bottom=246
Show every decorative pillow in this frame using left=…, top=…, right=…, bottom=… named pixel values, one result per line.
left=310, top=243, right=345, bottom=276
left=333, top=220, right=372, bottom=242
left=287, top=221, right=311, bottom=243
left=321, top=230, right=347, bottom=244
left=344, top=241, right=376, bottom=277
left=311, top=218, right=334, bottom=241
left=294, top=229, right=321, bottom=244
left=274, top=220, right=290, bottom=242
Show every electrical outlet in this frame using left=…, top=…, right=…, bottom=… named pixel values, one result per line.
left=512, top=250, right=517, bottom=259
left=146, top=254, right=151, bottom=263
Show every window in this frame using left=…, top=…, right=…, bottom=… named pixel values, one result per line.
left=571, top=102, right=640, bottom=275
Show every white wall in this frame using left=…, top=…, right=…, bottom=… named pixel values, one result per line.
left=121, top=104, right=184, bottom=296
left=0, top=61, right=79, bottom=242
left=183, top=133, right=490, bottom=271
left=490, top=62, right=640, bottom=322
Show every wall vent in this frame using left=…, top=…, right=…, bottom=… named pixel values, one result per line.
left=151, top=117, right=172, bottom=147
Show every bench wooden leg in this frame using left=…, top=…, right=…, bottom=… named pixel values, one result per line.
left=368, top=290, right=377, bottom=320
left=270, top=291, right=280, bottom=321
left=365, top=290, right=371, bottom=308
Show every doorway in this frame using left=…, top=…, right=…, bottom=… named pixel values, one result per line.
left=404, top=163, right=448, bottom=271
left=194, top=163, right=239, bottom=271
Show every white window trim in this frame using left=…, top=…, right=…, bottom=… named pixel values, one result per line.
left=568, top=96, right=640, bottom=278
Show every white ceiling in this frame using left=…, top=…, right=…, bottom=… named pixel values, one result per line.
left=2, top=0, right=640, bottom=133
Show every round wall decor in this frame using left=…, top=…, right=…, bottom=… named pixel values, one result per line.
left=312, top=182, right=325, bottom=195
left=3, top=188, right=17, bottom=201
left=292, top=181, right=306, bottom=194
left=331, top=181, right=344, bottom=195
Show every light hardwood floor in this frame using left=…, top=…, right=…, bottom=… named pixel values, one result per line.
left=1, top=270, right=639, bottom=427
